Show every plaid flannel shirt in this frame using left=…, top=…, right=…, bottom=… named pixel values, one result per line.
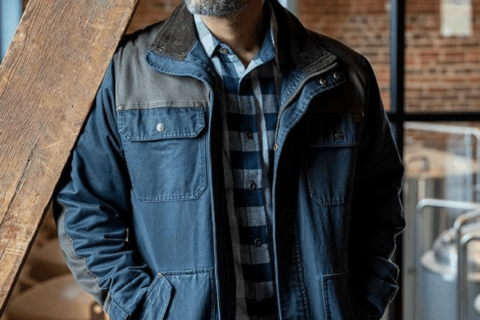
left=194, top=6, right=281, bottom=319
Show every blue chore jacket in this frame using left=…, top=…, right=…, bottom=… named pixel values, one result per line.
left=54, top=1, right=405, bottom=319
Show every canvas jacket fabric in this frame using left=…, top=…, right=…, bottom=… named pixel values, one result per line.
left=54, top=1, right=405, bottom=319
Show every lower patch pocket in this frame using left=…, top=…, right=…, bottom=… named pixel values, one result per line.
left=322, top=271, right=356, bottom=320
left=141, top=274, right=173, bottom=320
left=161, top=269, right=215, bottom=320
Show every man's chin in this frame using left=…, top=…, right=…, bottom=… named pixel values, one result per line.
left=184, top=0, right=246, bottom=17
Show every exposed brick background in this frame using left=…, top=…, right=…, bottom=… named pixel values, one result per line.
left=129, top=0, right=480, bottom=114
left=301, top=0, right=480, bottom=113
left=22, top=0, right=480, bottom=113
left=14, top=2, right=479, bottom=319
left=128, top=0, right=182, bottom=32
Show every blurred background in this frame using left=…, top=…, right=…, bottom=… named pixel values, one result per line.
left=2, top=0, right=480, bottom=319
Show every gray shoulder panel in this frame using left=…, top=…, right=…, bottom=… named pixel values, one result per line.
left=113, top=23, right=210, bottom=110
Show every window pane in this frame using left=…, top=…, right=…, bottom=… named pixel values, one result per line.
left=405, top=0, right=480, bottom=112
left=299, top=0, right=391, bottom=111
left=403, top=121, right=480, bottom=320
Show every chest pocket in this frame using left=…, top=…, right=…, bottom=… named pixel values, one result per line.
left=303, top=115, right=365, bottom=206
left=118, top=107, right=207, bottom=202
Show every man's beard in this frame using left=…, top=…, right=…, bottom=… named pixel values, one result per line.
left=184, top=0, right=246, bottom=17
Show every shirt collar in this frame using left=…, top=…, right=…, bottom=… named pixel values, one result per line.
left=193, top=1, right=279, bottom=65
left=194, top=14, right=220, bottom=58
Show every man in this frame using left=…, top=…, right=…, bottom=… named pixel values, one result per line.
left=54, top=0, right=405, bottom=318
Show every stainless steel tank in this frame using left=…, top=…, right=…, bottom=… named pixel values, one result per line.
left=474, top=294, right=480, bottom=315
left=421, top=221, right=480, bottom=320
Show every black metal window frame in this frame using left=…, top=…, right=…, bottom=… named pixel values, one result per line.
left=388, top=1, right=480, bottom=319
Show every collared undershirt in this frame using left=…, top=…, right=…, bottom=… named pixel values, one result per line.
left=194, top=5, right=281, bottom=320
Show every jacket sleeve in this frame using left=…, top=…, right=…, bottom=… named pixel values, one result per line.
left=348, top=59, right=406, bottom=319
left=54, top=61, right=159, bottom=320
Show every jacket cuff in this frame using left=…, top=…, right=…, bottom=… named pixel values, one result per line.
left=113, top=273, right=173, bottom=320
left=349, top=257, right=400, bottom=319
left=105, top=295, right=130, bottom=320
left=361, top=275, right=398, bottom=314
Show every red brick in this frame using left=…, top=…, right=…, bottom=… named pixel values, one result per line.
left=466, top=49, right=480, bottom=63
left=73, top=0, right=480, bottom=114
left=468, top=77, right=480, bottom=83
left=429, top=88, right=448, bottom=94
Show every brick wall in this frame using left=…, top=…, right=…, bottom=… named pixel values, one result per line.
left=128, top=0, right=182, bottom=32
left=300, top=0, right=480, bottom=113
left=403, top=0, right=480, bottom=113
left=21, top=0, right=181, bottom=33
left=300, top=0, right=392, bottom=108
left=129, top=0, right=480, bottom=113
left=22, top=0, right=480, bottom=113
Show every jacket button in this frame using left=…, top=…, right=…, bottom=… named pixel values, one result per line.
left=246, top=131, right=253, bottom=139
left=159, top=45, right=165, bottom=52
left=249, top=181, right=257, bottom=190
left=118, top=105, right=124, bottom=111
left=254, top=238, right=263, bottom=247
left=333, top=72, right=342, bottom=80
left=156, top=123, right=165, bottom=133
left=220, top=48, right=229, bottom=54
left=335, top=131, right=345, bottom=139
left=274, top=143, right=279, bottom=151
left=319, top=78, right=328, bottom=86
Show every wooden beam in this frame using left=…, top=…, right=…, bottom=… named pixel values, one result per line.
left=0, top=0, right=139, bottom=314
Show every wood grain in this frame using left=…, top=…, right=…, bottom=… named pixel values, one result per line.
left=0, top=0, right=139, bottom=314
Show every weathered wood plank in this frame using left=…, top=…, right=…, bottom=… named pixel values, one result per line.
left=0, top=0, right=139, bottom=314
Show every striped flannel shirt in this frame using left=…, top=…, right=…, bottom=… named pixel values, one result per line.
left=194, top=6, right=281, bottom=320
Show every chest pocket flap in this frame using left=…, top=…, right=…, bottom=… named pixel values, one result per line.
left=118, top=107, right=205, bottom=142
left=117, top=107, right=207, bottom=202
left=304, top=115, right=365, bottom=148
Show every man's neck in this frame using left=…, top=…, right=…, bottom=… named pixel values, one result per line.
left=200, top=0, right=266, bottom=67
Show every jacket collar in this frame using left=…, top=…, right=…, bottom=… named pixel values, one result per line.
left=149, top=5, right=198, bottom=60
left=148, top=0, right=337, bottom=75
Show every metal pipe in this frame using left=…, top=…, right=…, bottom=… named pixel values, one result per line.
left=405, top=122, right=480, bottom=136
left=453, top=210, right=480, bottom=320
left=0, top=0, right=23, bottom=61
left=466, top=134, right=473, bottom=201
left=459, top=233, right=480, bottom=320
left=414, top=199, right=480, bottom=320
left=391, top=112, right=480, bottom=122
left=455, top=211, right=480, bottom=320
